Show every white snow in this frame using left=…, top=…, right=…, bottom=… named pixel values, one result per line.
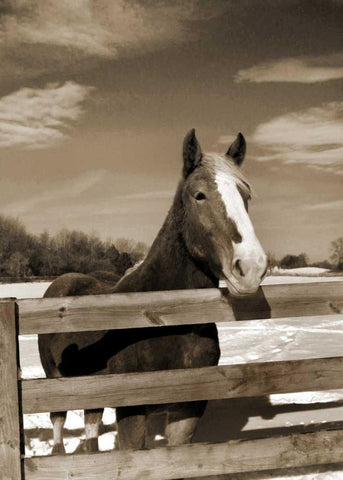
left=0, top=281, right=50, bottom=299
left=272, top=266, right=331, bottom=275
left=262, top=274, right=343, bottom=284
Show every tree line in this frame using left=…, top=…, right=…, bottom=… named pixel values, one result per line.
left=267, top=237, right=343, bottom=272
left=0, top=214, right=342, bottom=280
left=0, top=214, right=148, bottom=279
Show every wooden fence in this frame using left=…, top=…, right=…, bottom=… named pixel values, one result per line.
left=1, top=280, right=343, bottom=479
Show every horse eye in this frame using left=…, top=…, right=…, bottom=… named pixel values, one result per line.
left=195, top=192, right=206, bottom=201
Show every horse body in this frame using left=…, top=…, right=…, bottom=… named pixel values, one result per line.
left=38, top=129, right=267, bottom=458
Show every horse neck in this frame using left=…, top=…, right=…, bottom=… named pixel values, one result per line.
left=113, top=184, right=217, bottom=293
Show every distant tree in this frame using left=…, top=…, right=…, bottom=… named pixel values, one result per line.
left=0, top=215, right=34, bottom=276
left=4, top=252, right=31, bottom=278
left=299, top=252, right=309, bottom=267
left=0, top=215, right=31, bottom=258
left=114, top=238, right=149, bottom=263
left=114, top=238, right=135, bottom=253
left=310, top=260, right=332, bottom=269
left=105, top=244, right=120, bottom=267
left=266, top=252, right=278, bottom=272
left=0, top=214, right=146, bottom=279
left=29, top=231, right=52, bottom=275
left=330, top=237, right=343, bottom=271
left=280, top=253, right=309, bottom=269
left=115, top=252, right=133, bottom=276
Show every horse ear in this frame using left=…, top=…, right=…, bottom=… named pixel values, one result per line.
left=183, top=128, right=202, bottom=177
left=226, top=132, right=246, bottom=166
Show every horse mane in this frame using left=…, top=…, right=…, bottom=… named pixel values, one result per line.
left=115, top=259, right=145, bottom=288
left=202, top=153, right=253, bottom=197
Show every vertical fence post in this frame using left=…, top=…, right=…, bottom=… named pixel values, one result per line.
left=0, top=300, right=22, bottom=480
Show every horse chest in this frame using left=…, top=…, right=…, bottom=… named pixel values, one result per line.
left=106, top=324, right=220, bottom=374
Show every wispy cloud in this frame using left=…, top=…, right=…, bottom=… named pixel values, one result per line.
left=253, top=102, right=343, bottom=147
left=0, top=82, right=95, bottom=149
left=4, top=169, right=174, bottom=218
left=303, top=200, right=343, bottom=211
left=247, top=102, right=343, bottom=174
left=115, top=190, right=174, bottom=201
left=1, top=0, right=226, bottom=59
left=235, top=54, right=343, bottom=84
left=5, top=170, right=107, bottom=215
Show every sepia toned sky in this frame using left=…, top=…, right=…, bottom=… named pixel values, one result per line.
left=0, top=0, right=342, bottom=261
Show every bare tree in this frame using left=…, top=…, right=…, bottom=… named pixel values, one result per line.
left=4, top=252, right=30, bottom=278
left=114, top=238, right=149, bottom=263
left=266, top=251, right=278, bottom=272
left=330, top=237, right=343, bottom=270
left=280, top=253, right=308, bottom=269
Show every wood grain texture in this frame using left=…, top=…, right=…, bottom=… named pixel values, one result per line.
left=18, top=288, right=231, bottom=335
left=17, top=281, right=343, bottom=334
left=0, top=301, right=22, bottom=480
left=24, top=428, right=343, bottom=480
left=21, top=355, right=343, bottom=414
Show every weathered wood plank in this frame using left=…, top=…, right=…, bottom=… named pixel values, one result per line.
left=17, top=288, right=231, bottom=334
left=24, top=428, right=343, bottom=480
left=17, top=281, right=343, bottom=334
left=21, top=356, right=343, bottom=414
left=0, top=301, right=22, bottom=480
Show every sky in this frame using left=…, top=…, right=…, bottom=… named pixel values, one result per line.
left=0, top=0, right=342, bottom=261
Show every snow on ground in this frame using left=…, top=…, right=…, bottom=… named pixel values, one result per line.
left=3, top=276, right=343, bottom=479
left=272, top=266, right=331, bottom=276
left=0, top=281, right=50, bottom=299
left=24, top=408, right=117, bottom=457
left=262, top=275, right=342, bottom=284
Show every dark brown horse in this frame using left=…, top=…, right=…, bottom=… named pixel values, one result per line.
left=38, top=129, right=267, bottom=458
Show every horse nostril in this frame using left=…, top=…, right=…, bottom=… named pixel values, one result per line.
left=234, top=259, right=245, bottom=277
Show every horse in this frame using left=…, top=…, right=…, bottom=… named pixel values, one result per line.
left=38, top=129, right=267, bottom=458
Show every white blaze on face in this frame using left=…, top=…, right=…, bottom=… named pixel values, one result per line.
left=213, top=161, right=266, bottom=293
left=215, top=172, right=256, bottom=250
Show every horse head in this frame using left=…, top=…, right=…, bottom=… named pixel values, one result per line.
left=181, top=129, right=267, bottom=297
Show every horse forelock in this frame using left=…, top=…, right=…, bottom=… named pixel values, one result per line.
left=201, top=153, right=252, bottom=197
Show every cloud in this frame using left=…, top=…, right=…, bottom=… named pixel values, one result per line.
left=2, top=1, right=117, bottom=58
left=304, top=200, right=343, bottom=211
left=115, top=190, right=174, bottom=201
left=5, top=170, right=108, bottom=216
left=235, top=54, right=343, bottom=84
left=0, top=82, right=95, bottom=149
left=248, top=102, right=343, bottom=174
left=4, top=169, right=174, bottom=218
left=1, top=0, right=226, bottom=59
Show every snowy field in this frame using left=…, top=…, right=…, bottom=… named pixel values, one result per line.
left=270, top=266, right=332, bottom=276
left=2, top=270, right=343, bottom=479
left=0, top=280, right=51, bottom=299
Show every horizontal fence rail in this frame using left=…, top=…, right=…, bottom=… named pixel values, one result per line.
left=21, top=356, right=343, bottom=414
left=1, top=279, right=343, bottom=479
left=24, top=429, right=343, bottom=480
left=18, top=281, right=343, bottom=334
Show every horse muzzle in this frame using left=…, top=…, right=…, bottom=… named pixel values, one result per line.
left=221, top=254, right=268, bottom=297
